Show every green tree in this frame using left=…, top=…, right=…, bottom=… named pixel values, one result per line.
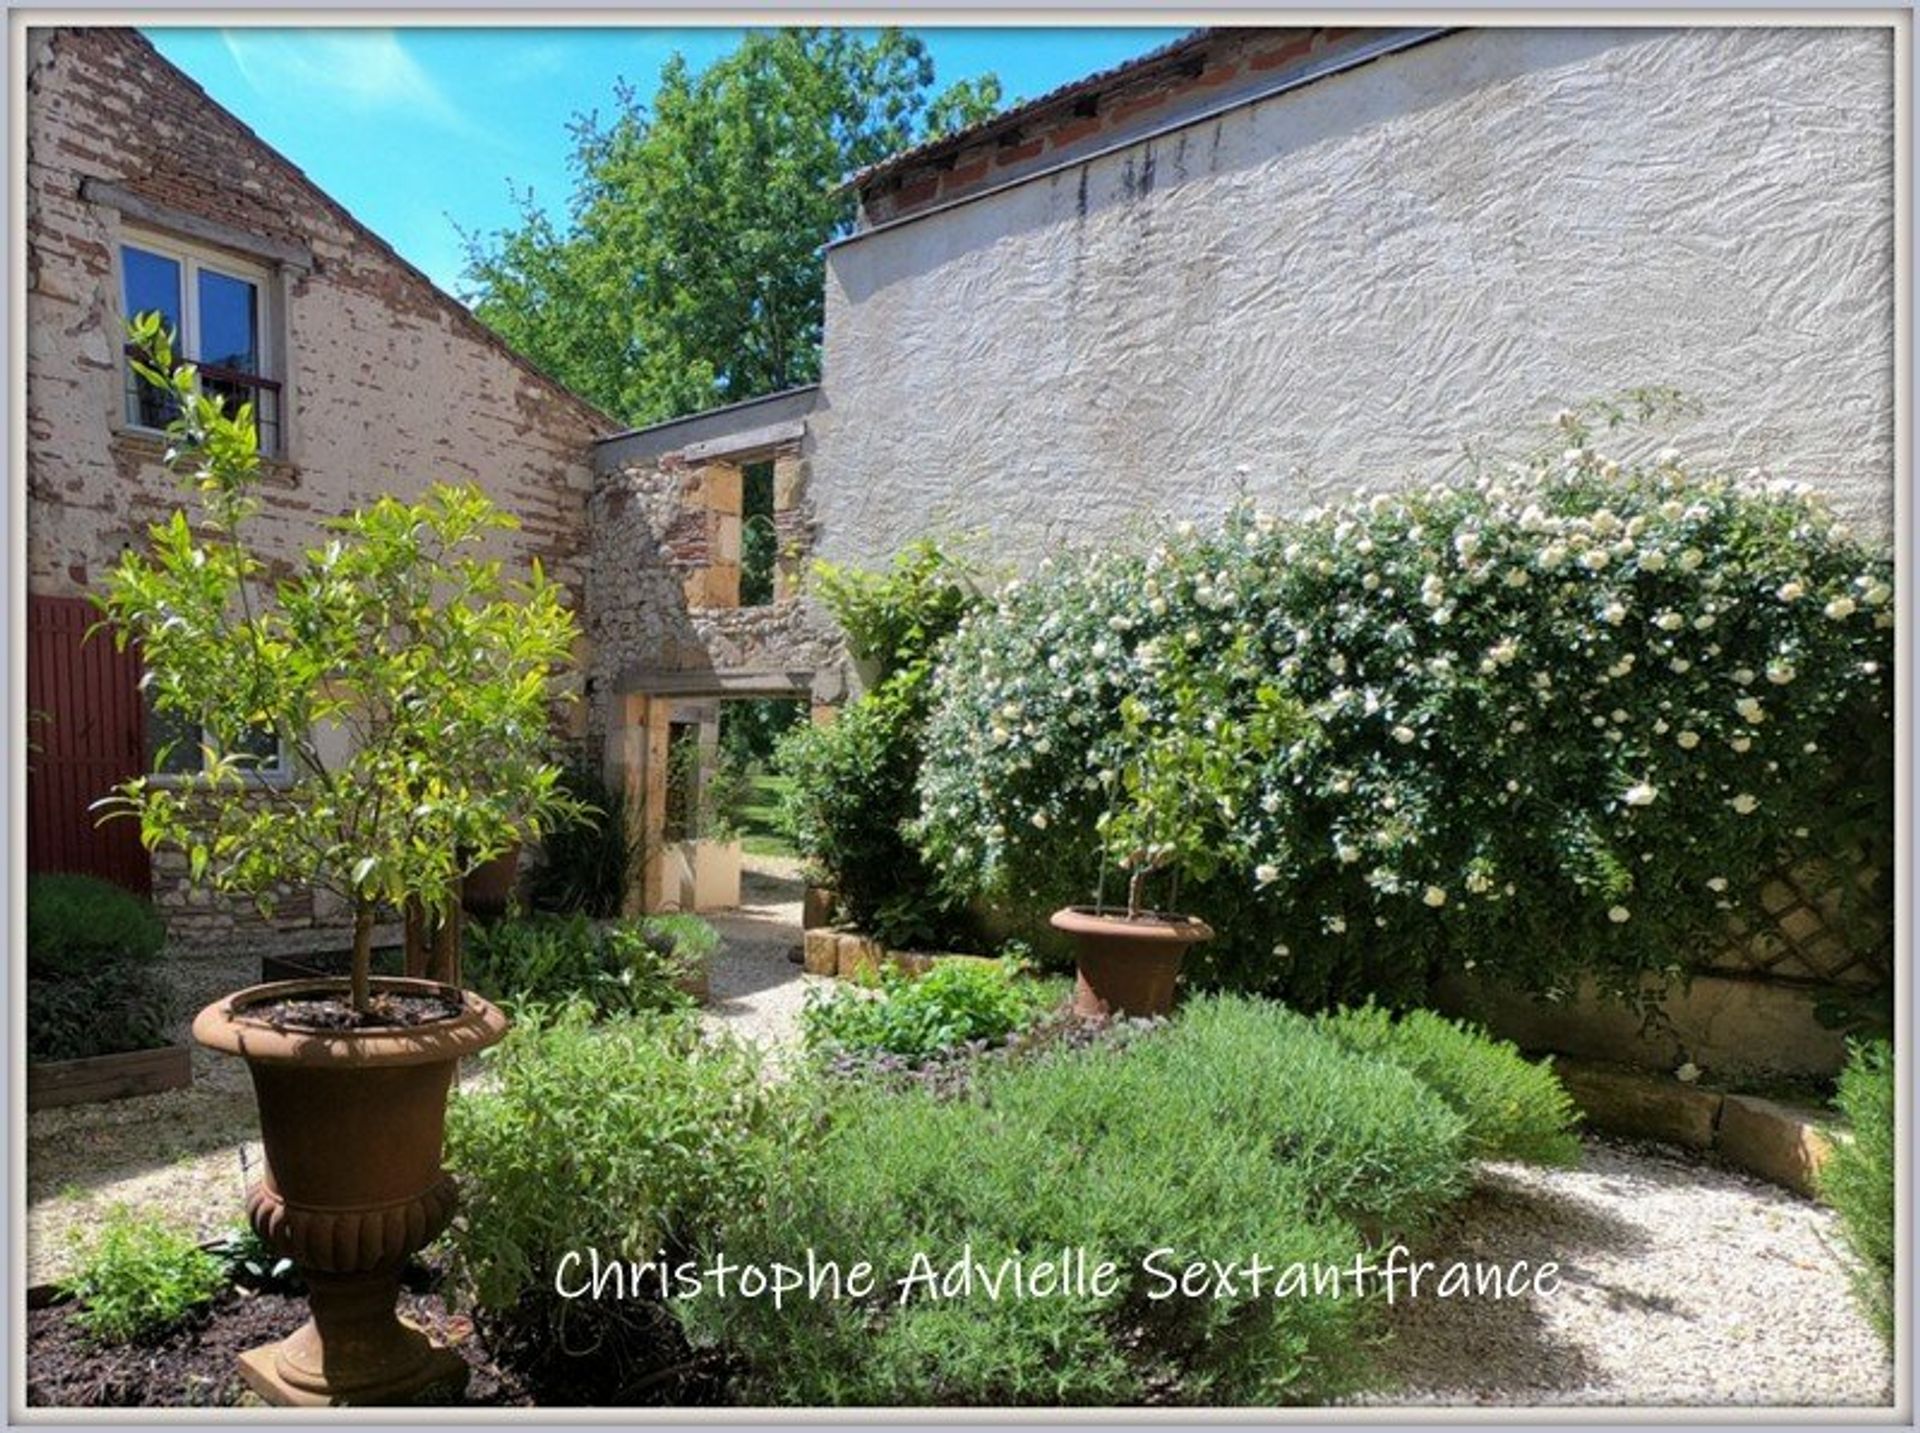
left=461, top=29, right=1001, bottom=424
left=98, top=314, right=584, bottom=1011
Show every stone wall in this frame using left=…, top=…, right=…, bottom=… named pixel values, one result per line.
left=584, top=444, right=845, bottom=746
left=25, top=27, right=611, bottom=944
left=817, top=26, right=1895, bottom=569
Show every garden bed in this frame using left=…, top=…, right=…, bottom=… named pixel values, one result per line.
left=25, top=1281, right=525, bottom=1408
left=27, top=1046, right=193, bottom=1112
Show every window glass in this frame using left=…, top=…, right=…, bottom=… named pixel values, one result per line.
left=121, top=246, right=181, bottom=333
left=145, top=698, right=202, bottom=776
left=197, top=267, right=260, bottom=373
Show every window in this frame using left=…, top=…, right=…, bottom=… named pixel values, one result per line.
left=740, top=460, right=777, bottom=607
left=145, top=694, right=288, bottom=784
left=121, top=235, right=282, bottom=455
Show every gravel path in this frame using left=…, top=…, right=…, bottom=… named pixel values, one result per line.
left=1352, top=1137, right=1893, bottom=1408
left=696, top=855, right=824, bottom=1060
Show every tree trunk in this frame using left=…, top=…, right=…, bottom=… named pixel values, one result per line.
left=350, top=901, right=373, bottom=1012
left=402, top=898, right=430, bottom=979
left=427, top=900, right=462, bottom=989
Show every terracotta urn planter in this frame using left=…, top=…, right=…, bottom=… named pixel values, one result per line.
left=460, top=845, right=522, bottom=918
left=192, top=977, right=508, bottom=1406
left=1049, top=906, right=1213, bottom=1019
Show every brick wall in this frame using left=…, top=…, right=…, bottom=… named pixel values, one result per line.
left=25, top=27, right=612, bottom=945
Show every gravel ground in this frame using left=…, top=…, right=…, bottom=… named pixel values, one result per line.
left=1350, top=1137, right=1893, bottom=1408
left=695, top=855, right=824, bottom=1061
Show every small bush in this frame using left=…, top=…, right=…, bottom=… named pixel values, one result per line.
left=26, top=874, right=174, bottom=1063
left=776, top=541, right=980, bottom=946
left=689, top=995, right=1477, bottom=1405
left=464, top=912, right=715, bottom=1018
left=27, top=874, right=165, bottom=977
left=800, top=957, right=1054, bottom=1065
left=57, top=1207, right=226, bottom=1345
left=1316, top=1004, right=1581, bottom=1166
left=523, top=757, right=637, bottom=918
left=444, top=1006, right=792, bottom=1391
left=1820, top=1038, right=1895, bottom=1343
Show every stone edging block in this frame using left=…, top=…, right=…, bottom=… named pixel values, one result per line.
left=1553, top=1058, right=1836, bottom=1196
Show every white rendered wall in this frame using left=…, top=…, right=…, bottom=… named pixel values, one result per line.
left=814, top=27, right=1894, bottom=569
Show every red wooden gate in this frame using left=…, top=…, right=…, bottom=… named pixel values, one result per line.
left=26, top=594, right=151, bottom=894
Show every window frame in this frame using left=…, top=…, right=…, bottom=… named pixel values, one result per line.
left=116, top=228, right=284, bottom=457
left=144, top=692, right=297, bottom=790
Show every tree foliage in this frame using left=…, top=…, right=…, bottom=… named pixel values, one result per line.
left=98, top=314, right=584, bottom=1009
left=461, top=28, right=1001, bottom=424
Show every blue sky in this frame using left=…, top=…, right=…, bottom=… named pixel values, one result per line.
left=143, top=27, right=1188, bottom=302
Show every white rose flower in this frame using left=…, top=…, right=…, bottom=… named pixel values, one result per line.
left=1608, top=905, right=1631, bottom=924
left=1735, top=696, right=1766, bottom=724
left=1422, top=885, right=1448, bottom=908
left=1623, top=782, right=1658, bottom=807
left=1030, top=811, right=1049, bottom=830
left=1601, top=601, right=1627, bottom=624
left=1641, top=550, right=1669, bottom=573
left=1765, top=661, right=1795, bottom=685
left=1676, top=548, right=1705, bottom=572
left=1731, top=735, right=1752, bottom=753
left=1825, top=596, right=1857, bottom=620
left=1730, top=793, right=1759, bottom=814
left=1706, top=876, right=1728, bottom=892
left=1864, top=580, right=1891, bottom=606
left=1254, top=864, right=1279, bottom=886
left=1776, top=580, right=1805, bottom=602
left=1326, top=915, right=1347, bottom=934
left=1693, top=613, right=1716, bottom=631
left=1362, top=572, right=1380, bottom=591
left=1391, top=725, right=1416, bottom=745
left=1505, top=568, right=1531, bottom=588
left=1583, top=549, right=1612, bottom=572
left=1677, top=730, right=1701, bottom=749
left=1653, top=611, right=1685, bottom=632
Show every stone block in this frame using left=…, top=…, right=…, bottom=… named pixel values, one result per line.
left=1554, top=1060, right=1724, bottom=1150
left=706, top=465, right=743, bottom=516
left=714, top=513, right=742, bottom=564
left=1717, top=1094, right=1835, bottom=1197
left=802, top=927, right=841, bottom=976
left=802, top=885, right=836, bottom=930
left=836, top=931, right=885, bottom=981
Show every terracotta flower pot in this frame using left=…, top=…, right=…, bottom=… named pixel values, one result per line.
left=460, top=845, right=522, bottom=918
left=192, top=977, right=509, bottom=1406
left=1049, top=906, right=1214, bottom=1019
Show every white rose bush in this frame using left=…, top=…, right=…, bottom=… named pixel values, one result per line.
left=914, top=415, right=1893, bottom=1007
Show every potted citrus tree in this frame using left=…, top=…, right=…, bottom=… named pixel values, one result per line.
left=1052, top=639, right=1302, bottom=1017
left=96, top=314, right=581, bottom=1406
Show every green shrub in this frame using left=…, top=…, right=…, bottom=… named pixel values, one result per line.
left=1316, top=1004, right=1581, bottom=1166
left=524, top=757, right=637, bottom=918
left=57, top=1207, right=226, bottom=1344
left=1820, top=1038, right=1895, bottom=1343
left=688, top=995, right=1478, bottom=1405
left=444, top=1006, right=792, bottom=1370
left=464, top=912, right=714, bottom=1018
left=801, top=957, right=1054, bottom=1064
left=777, top=541, right=980, bottom=946
left=27, top=873, right=165, bottom=977
left=917, top=407, right=1894, bottom=1008
left=26, top=874, right=175, bottom=1063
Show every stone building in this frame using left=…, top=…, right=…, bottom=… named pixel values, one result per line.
left=592, top=22, right=1894, bottom=1074
left=23, top=27, right=613, bottom=941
